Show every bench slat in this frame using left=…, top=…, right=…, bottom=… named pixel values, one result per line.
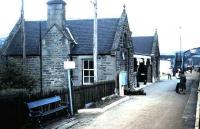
left=27, top=96, right=61, bottom=109
left=42, top=106, right=67, bottom=116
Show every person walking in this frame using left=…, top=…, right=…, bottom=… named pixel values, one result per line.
left=167, top=67, right=172, bottom=80
left=175, top=69, right=181, bottom=93
left=179, top=71, right=187, bottom=94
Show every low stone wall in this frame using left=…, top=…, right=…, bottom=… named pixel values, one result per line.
left=195, top=82, right=200, bottom=129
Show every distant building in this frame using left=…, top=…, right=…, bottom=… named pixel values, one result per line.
left=175, top=47, right=200, bottom=72
left=132, top=31, right=160, bottom=83
left=160, top=55, right=175, bottom=60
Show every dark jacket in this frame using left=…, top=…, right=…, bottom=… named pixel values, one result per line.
left=180, top=74, right=186, bottom=84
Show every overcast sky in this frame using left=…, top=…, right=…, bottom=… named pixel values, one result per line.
left=1, top=0, right=200, bottom=54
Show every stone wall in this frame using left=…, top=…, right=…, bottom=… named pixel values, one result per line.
left=114, top=29, right=135, bottom=88
left=97, top=55, right=116, bottom=81
left=151, top=50, right=160, bottom=82
left=72, top=55, right=116, bottom=86
left=7, top=56, right=41, bottom=89
left=42, top=26, right=69, bottom=91
left=146, top=65, right=151, bottom=82
left=151, top=55, right=160, bottom=82
left=111, top=10, right=136, bottom=88
left=115, top=48, right=135, bottom=88
left=71, top=55, right=86, bottom=86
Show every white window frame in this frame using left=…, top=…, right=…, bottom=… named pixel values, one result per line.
left=83, top=59, right=94, bottom=85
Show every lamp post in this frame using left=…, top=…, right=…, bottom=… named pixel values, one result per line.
left=21, top=0, right=26, bottom=65
left=179, top=26, right=183, bottom=70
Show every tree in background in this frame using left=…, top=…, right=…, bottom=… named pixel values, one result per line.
left=0, top=60, right=36, bottom=91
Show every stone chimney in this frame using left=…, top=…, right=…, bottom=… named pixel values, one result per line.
left=47, top=0, right=66, bottom=30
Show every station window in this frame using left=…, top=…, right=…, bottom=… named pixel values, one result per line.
left=83, top=60, right=94, bottom=85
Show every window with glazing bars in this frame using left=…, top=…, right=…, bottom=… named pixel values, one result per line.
left=83, top=60, right=94, bottom=84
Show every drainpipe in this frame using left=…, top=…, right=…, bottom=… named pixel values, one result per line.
left=39, top=21, right=43, bottom=95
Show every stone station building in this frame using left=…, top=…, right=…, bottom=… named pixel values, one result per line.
left=1, top=0, right=137, bottom=93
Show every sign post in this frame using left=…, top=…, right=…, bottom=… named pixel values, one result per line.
left=64, top=60, right=75, bottom=115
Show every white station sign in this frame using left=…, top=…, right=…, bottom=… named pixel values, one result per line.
left=64, top=61, right=75, bottom=69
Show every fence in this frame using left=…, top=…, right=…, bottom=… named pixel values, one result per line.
left=0, top=89, right=67, bottom=129
left=73, top=80, right=115, bottom=110
left=0, top=80, right=115, bottom=128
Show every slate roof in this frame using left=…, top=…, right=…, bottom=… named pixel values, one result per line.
left=67, top=19, right=119, bottom=55
left=132, top=36, right=154, bottom=56
left=5, top=21, right=46, bottom=56
left=4, top=18, right=119, bottom=56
